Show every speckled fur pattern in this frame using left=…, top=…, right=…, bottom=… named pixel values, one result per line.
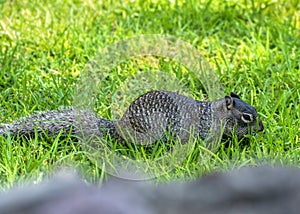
left=116, top=91, right=213, bottom=144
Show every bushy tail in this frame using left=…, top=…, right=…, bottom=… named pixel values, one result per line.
left=0, top=124, right=13, bottom=136
left=0, top=109, right=115, bottom=139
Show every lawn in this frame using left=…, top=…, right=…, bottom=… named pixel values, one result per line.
left=0, top=0, right=299, bottom=188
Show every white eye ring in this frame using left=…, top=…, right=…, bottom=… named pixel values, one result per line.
left=241, top=113, right=253, bottom=123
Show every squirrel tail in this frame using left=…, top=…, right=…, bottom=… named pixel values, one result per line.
left=0, top=124, right=13, bottom=136
left=0, top=109, right=114, bottom=139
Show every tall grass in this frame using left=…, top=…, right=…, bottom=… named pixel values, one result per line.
left=0, top=0, right=299, bottom=188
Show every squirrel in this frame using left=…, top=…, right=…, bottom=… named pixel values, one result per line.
left=0, top=90, right=264, bottom=145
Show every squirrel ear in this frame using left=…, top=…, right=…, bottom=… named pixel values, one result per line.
left=230, top=92, right=240, bottom=99
left=225, top=96, right=234, bottom=110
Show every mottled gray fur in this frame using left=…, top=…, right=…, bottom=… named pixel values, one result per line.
left=0, top=90, right=264, bottom=145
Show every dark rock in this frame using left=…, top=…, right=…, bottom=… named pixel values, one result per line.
left=1, top=166, right=300, bottom=214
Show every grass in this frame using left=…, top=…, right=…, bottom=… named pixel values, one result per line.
left=0, top=0, right=299, bottom=188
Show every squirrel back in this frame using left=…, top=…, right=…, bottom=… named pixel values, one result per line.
left=116, top=90, right=212, bottom=144
left=0, top=90, right=264, bottom=145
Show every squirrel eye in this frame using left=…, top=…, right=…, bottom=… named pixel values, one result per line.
left=241, top=113, right=253, bottom=123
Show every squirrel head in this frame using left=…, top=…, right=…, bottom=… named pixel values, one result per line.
left=211, top=92, right=264, bottom=139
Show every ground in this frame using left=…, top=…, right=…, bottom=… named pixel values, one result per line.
left=0, top=0, right=299, bottom=188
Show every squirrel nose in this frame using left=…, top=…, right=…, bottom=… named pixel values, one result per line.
left=258, top=120, right=264, bottom=132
